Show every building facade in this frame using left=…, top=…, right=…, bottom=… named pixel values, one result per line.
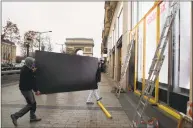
left=65, top=38, right=94, bottom=57
left=1, top=39, right=16, bottom=63
left=101, top=1, right=192, bottom=120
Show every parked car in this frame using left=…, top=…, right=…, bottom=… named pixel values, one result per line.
left=12, top=62, right=18, bottom=67
left=15, top=60, right=25, bottom=68
left=1, top=62, right=14, bottom=71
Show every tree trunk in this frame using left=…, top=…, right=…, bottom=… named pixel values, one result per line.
left=41, top=45, right=45, bottom=51
left=1, top=34, right=5, bottom=40
left=27, top=44, right=29, bottom=57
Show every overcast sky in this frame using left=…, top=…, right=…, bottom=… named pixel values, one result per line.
left=2, top=2, right=104, bottom=58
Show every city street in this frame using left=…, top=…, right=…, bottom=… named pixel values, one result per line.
left=2, top=2, right=192, bottom=128
left=1, top=73, right=132, bottom=128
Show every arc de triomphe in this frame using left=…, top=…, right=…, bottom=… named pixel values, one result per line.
left=65, top=38, right=94, bottom=57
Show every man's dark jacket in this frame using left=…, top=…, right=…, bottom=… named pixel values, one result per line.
left=96, top=63, right=101, bottom=83
left=19, top=65, right=37, bottom=92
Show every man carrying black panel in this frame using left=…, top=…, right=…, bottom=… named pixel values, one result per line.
left=10, top=57, right=41, bottom=126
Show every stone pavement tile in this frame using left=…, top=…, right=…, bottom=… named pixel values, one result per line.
left=52, top=124, right=66, bottom=128
left=2, top=109, right=131, bottom=128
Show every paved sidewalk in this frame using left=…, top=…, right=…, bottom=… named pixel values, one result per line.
left=1, top=73, right=132, bottom=128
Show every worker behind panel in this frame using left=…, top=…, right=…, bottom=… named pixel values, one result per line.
left=10, top=57, right=41, bottom=126
left=86, top=59, right=102, bottom=104
left=76, top=51, right=102, bottom=104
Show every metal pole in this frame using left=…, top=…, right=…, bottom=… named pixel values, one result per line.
left=10, top=43, right=12, bottom=64
left=39, top=33, right=41, bottom=51
left=27, top=44, right=29, bottom=57
left=32, top=41, right=33, bottom=56
left=10, top=37, right=13, bottom=64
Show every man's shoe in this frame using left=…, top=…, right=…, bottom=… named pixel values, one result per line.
left=97, top=97, right=102, bottom=101
left=86, top=101, right=94, bottom=105
left=10, top=114, right=18, bottom=126
left=30, top=117, right=42, bottom=122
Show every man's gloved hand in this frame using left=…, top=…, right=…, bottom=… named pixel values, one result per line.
left=35, top=91, right=41, bottom=96
left=32, top=68, right=37, bottom=72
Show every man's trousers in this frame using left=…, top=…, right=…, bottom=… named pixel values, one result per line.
left=14, top=90, right=37, bottom=119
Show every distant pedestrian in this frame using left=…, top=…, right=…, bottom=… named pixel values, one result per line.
left=10, top=57, right=41, bottom=126
left=86, top=60, right=102, bottom=104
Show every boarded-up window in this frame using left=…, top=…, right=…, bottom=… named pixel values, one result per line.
left=179, top=2, right=191, bottom=89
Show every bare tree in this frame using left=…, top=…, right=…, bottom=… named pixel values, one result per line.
left=24, top=30, right=39, bottom=47
left=45, top=36, right=53, bottom=52
left=39, top=35, right=53, bottom=52
left=47, top=40, right=53, bottom=52
left=1, top=20, right=21, bottom=43
left=1, top=20, right=21, bottom=63
left=20, top=30, right=39, bottom=57
left=20, top=31, right=53, bottom=55
left=20, top=41, right=27, bottom=57
left=60, top=46, right=65, bottom=53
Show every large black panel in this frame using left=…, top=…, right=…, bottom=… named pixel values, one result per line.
left=35, top=51, right=98, bottom=94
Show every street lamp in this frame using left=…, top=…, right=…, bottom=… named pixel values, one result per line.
left=35, top=31, right=52, bottom=51
left=25, top=37, right=33, bottom=57
left=41, top=45, right=45, bottom=51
